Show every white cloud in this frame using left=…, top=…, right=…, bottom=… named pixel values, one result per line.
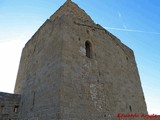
left=146, top=95, right=160, bottom=114
left=105, top=27, right=160, bottom=35
left=0, top=24, right=36, bottom=93
left=0, top=40, right=25, bottom=93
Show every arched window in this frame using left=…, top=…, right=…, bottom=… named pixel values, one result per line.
left=85, top=41, right=92, bottom=58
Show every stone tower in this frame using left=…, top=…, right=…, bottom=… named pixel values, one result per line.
left=14, top=1, right=148, bottom=120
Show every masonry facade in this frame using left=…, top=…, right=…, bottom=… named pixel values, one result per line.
left=0, top=0, right=148, bottom=120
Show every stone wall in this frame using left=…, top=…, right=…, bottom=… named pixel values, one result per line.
left=14, top=1, right=148, bottom=120
left=0, top=92, right=21, bottom=120
left=58, top=13, right=148, bottom=120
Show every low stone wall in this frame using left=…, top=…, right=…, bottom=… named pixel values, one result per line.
left=0, top=92, right=21, bottom=120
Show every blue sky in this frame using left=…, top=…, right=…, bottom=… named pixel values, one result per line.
left=0, top=0, right=159, bottom=115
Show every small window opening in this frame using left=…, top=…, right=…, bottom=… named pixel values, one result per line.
left=126, top=57, right=129, bottom=61
left=99, top=71, right=101, bottom=76
left=97, top=79, right=99, bottom=83
left=0, top=105, right=4, bottom=112
left=86, top=30, right=90, bottom=34
left=85, top=41, right=92, bottom=58
left=14, top=105, right=19, bottom=113
left=129, top=105, right=132, bottom=112
left=32, top=92, right=35, bottom=106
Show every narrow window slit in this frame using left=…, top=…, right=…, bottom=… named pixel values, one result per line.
left=129, top=105, right=132, bottom=112
left=33, top=92, right=35, bottom=106
left=85, top=41, right=92, bottom=58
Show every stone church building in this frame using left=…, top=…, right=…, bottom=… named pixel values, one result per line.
left=0, top=0, right=148, bottom=120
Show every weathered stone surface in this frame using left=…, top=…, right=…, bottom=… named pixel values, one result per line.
left=0, top=92, right=21, bottom=120
left=13, top=0, right=148, bottom=120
